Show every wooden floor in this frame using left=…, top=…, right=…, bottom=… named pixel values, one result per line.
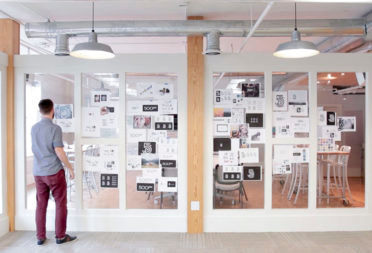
left=1, top=231, right=372, bottom=252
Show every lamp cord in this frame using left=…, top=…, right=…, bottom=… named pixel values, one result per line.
left=92, top=1, right=95, bottom=32
left=294, top=2, right=297, bottom=31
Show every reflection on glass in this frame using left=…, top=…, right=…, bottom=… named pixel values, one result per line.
left=82, top=144, right=119, bottom=209
left=272, top=144, right=309, bottom=208
left=126, top=73, right=178, bottom=209
left=213, top=72, right=265, bottom=209
left=316, top=72, right=365, bottom=208
left=272, top=72, right=309, bottom=138
left=81, top=73, right=119, bottom=138
left=25, top=73, right=75, bottom=210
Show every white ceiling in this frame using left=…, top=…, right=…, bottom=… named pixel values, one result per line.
left=0, top=0, right=371, bottom=54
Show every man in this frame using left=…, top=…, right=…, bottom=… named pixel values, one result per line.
left=31, top=99, right=77, bottom=245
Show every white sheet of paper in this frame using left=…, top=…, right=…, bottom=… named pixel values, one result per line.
left=288, top=90, right=308, bottom=117
left=244, top=98, right=265, bottom=113
left=142, top=168, right=162, bottom=179
left=154, top=83, right=174, bottom=99
left=158, top=177, right=178, bottom=192
left=248, top=129, right=266, bottom=144
left=291, top=117, right=310, bottom=133
left=213, top=119, right=230, bottom=136
left=100, top=144, right=119, bottom=173
left=127, top=100, right=144, bottom=115
left=231, top=108, right=245, bottom=124
left=54, top=104, right=74, bottom=133
left=292, top=147, right=310, bottom=163
left=218, top=151, right=239, bottom=166
left=273, top=160, right=292, bottom=174
left=82, top=107, right=101, bottom=137
left=159, top=99, right=177, bottom=114
left=214, top=89, right=234, bottom=105
left=90, top=90, right=111, bottom=107
left=147, top=129, right=168, bottom=142
left=136, top=82, right=155, bottom=98
left=127, top=128, right=147, bottom=142
left=127, top=156, right=142, bottom=170
left=318, top=125, right=341, bottom=141
left=274, top=145, right=293, bottom=161
left=317, top=111, right=327, bottom=126
left=273, top=112, right=293, bottom=138
left=239, top=148, right=259, bottom=163
left=273, top=91, right=288, bottom=112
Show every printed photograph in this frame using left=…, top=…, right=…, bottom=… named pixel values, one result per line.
left=141, top=155, right=160, bottom=168
left=133, top=115, right=152, bottom=129
left=337, top=116, right=356, bottom=132
left=241, top=83, right=260, bottom=97
left=54, top=104, right=73, bottom=119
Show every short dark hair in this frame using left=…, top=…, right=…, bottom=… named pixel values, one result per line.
left=38, top=99, right=54, bottom=115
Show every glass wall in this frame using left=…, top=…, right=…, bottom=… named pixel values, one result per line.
left=25, top=73, right=75, bottom=209
left=272, top=72, right=309, bottom=208
left=212, top=72, right=265, bottom=209
left=317, top=72, right=365, bottom=208
left=81, top=73, right=120, bottom=209
left=126, top=73, right=178, bottom=209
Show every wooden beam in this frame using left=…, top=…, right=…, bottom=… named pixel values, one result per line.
left=0, top=19, right=20, bottom=232
left=187, top=16, right=204, bottom=234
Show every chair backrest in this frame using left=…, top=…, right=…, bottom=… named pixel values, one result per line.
left=338, top=145, right=351, bottom=166
left=216, top=165, right=239, bottom=184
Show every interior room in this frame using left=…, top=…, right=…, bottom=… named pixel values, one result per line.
left=0, top=0, right=372, bottom=252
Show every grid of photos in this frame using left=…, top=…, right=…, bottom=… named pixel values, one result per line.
left=126, top=74, right=178, bottom=209
left=213, top=73, right=265, bottom=209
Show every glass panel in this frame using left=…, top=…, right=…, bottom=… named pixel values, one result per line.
left=82, top=144, right=119, bottom=209
left=81, top=73, right=119, bottom=138
left=25, top=73, right=75, bottom=210
left=316, top=72, right=365, bottom=208
left=272, top=144, right=309, bottom=208
left=272, top=72, right=309, bottom=138
left=126, top=73, right=178, bottom=209
left=213, top=72, right=265, bottom=209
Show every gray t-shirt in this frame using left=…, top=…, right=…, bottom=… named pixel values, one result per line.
left=31, top=118, right=64, bottom=176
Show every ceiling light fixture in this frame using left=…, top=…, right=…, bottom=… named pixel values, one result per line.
left=273, top=3, right=319, bottom=59
left=70, top=2, right=115, bottom=60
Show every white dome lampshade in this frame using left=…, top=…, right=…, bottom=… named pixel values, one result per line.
left=70, top=32, right=115, bottom=60
left=273, top=29, right=319, bottom=58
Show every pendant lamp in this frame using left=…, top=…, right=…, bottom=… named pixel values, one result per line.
left=273, top=3, right=319, bottom=58
left=70, top=2, right=115, bottom=60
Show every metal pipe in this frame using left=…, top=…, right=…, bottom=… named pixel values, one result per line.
left=214, top=1, right=274, bottom=87
left=25, top=19, right=366, bottom=38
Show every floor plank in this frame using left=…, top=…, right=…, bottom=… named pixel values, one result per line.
left=1, top=231, right=372, bottom=253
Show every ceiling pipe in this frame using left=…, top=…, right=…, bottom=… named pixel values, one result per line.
left=25, top=19, right=367, bottom=38
left=214, top=1, right=274, bottom=87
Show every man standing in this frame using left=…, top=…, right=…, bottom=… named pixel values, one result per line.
left=31, top=99, right=77, bottom=245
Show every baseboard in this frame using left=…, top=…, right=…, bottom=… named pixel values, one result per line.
left=0, top=215, right=9, bottom=237
left=15, top=213, right=187, bottom=232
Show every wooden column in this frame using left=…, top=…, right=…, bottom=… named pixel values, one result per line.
left=0, top=19, right=20, bottom=232
left=187, top=16, right=204, bottom=234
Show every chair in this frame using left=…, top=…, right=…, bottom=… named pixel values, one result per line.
left=153, top=167, right=178, bottom=209
left=213, top=165, right=247, bottom=207
left=337, top=145, right=353, bottom=203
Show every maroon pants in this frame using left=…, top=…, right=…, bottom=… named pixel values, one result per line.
left=34, top=169, right=67, bottom=240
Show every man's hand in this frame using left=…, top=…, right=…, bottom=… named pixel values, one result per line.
left=68, top=167, right=75, bottom=180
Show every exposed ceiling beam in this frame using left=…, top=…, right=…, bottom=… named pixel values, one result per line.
left=1, top=0, right=371, bottom=3
left=25, top=19, right=367, bottom=38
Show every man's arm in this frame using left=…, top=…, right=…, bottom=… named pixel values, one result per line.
left=55, top=147, right=74, bottom=180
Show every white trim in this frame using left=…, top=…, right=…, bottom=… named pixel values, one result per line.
left=14, top=54, right=187, bottom=232
left=0, top=51, right=8, bottom=236
left=204, top=53, right=372, bottom=232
